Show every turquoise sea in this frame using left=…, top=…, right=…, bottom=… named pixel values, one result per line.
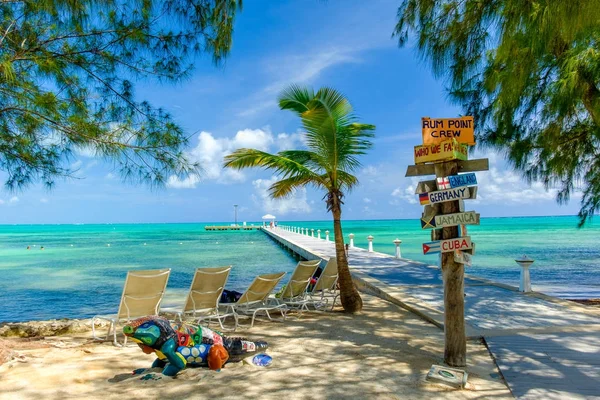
left=0, top=216, right=598, bottom=322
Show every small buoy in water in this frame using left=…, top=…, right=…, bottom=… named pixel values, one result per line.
left=216, top=242, right=219, bottom=244
left=179, top=242, right=183, bottom=245
left=144, top=243, right=147, bottom=246
left=70, top=244, right=74, bottom=247
left=107, top=244, right=111, bottom=247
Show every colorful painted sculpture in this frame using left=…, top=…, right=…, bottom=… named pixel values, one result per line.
left=123, top=316, right=268, bottom=376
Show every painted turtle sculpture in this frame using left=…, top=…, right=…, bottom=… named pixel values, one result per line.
left=123, top=316, right=268, bottom=376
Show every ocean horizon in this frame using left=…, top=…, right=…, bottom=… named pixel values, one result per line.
left=1, top=215, right=598, bottom=322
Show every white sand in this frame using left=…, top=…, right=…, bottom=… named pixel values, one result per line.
left=0, top=295, right=511, bottom=399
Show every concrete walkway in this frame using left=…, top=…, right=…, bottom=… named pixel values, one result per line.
left=264, top=227, right=600, bottom=399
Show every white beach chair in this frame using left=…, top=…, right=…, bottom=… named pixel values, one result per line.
left=91, top=268, right=170, bottom=346
left=278, top=259, right=321, bottom=317
left=225, top=272, right=288, bottom=329
left=179, top=266, right=237, bottom=330
left=308, top=257, right=339, bottom=311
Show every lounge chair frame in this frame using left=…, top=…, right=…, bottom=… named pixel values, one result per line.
left=308, top=257, right=340, bottom=311
left=178, top=266, right=237, bottom=331
left=225, top=272, right=288, bottom=329
left=278, top=259, right=321, bottom=317
left=92, top=268, right=171, bottom=346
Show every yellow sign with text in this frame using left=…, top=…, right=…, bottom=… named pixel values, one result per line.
left=414, top=139, right=468, bottom=165
left=422, top=116, right=475, bottom=145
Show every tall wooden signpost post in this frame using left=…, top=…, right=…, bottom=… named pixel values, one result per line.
left=406, top=117, right=488, bottom=367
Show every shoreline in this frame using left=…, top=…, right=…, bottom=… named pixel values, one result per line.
left=2, top=298, right=600, bottom=336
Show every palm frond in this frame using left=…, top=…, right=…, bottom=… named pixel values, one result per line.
left=277, top=149, right=326, bottom=170
left=223, top=148, right=318, bottom=179
left=278, top=84, right=315, bottom=115
left=223, top=85, right=375, bottom=215
left=269, top=173, right=327, bottom=198
left=336, top=170, right=360, bottom=192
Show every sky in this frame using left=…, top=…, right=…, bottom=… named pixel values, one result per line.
left=0, top=0, right=584, bottom=224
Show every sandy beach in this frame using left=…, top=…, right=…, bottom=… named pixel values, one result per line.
left=0, top=295, right=511, bottom=400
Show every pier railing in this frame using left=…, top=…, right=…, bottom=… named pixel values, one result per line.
left=277, top=225, right=403, bottom=259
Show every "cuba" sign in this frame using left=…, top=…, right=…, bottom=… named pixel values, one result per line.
left=422, top=237, right=472, bottom=255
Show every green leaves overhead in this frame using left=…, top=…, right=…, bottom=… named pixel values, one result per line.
left=395, top=0, right=600, bottom=225
left=0, top=0, right=241, bottom=189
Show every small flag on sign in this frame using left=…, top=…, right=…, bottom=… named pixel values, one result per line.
left=419, top=193, right=430, bottom=205
left=436, top=177, right=451, bottom=190
left=421, top=214, right=436, bottom=229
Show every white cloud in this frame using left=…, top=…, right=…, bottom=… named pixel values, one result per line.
left=9, top=196, right=19, bottom=204
left=390, top=177, right=420, bottom=205
left=0, top=199, right=4, bottom=205
left=251, top=176, right=311, bottom=215
left=40, top=198, right=48, bottom=203
left=166, top=175, right=201, bottom=189
left=105, top=173, right=115, bottom=180
left=361, top=165, right=379, bottom=177
left=363, top=197, right=372, bottom=203
left=275, top=132, right=305, bottom=151
left=386, top=151, right=576, bottom=208
left=237, top=49, right=362, bottom=118
left=70, top=160, right=83, bottom=170
left=167, top=128, right=306, bottom=189
left=75, top=147, right=96, bottom=158
left=475, top=167, right=558, bottom=205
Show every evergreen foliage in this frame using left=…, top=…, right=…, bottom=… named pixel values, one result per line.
left=395, top=0, right=600, bottom=225
left=0, top=0, right=241, bottom=189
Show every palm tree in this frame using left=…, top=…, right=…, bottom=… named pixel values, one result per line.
left=223, top=85, right=375, bottom=313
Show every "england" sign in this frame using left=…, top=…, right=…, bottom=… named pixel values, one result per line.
left=436, top=173, right=477, bottom=190
left=422, top=237, right=472, bottom=255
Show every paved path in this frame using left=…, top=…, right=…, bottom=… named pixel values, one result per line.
left=264, top=227, right=600, bottom=399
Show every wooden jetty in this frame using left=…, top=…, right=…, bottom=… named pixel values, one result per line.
left=264, top=226, right=600, bottom=399
left=204, top=225, right=262, bottom=231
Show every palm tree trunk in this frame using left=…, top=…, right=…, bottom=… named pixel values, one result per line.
left=331, top=201, right=363, bottom=313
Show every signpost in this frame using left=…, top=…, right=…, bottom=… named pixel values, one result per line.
left=420, top=211, right=480, bottom=229
left=419, top=187, right=477, bottom=205
left=405, top=158, right=489, bottom=177
left=422, top=116, right=475, bottom=145
left=448, top=173, right=477, bottom=188
left=454, top=250, right=472, bottom=266
left=406, top=115, right=488, bottom=368
left=415, top=179, right=437, bottom=194
left=422, top=237, right=472, bottom=255
left=414, top=139, right=468, bottom=164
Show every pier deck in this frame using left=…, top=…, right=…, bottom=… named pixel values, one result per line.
left=263, top=227, right=600, bottom=399
left=204, top=225, right=262, bottom=231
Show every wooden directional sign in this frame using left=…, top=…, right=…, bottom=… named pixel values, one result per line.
left=406, top=158, right=489, bottom=177
left=454, top=249, right=472, bottom=266
left=449, top=173, right=477, bottom=188
left=422, top=236, right=472, bottom=255
left=419, top=186, right=477, bottom=205
left=414, top=139, right=468, bottom=165
left=436, top=173, right=477, bottom=190
left=422, top=201, right=465, bottom=222
left=415, top=179, right=437, bottom=194
left=422, top=116, right=475, bottom=146
left=420, top=211, right=480, bottom=229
